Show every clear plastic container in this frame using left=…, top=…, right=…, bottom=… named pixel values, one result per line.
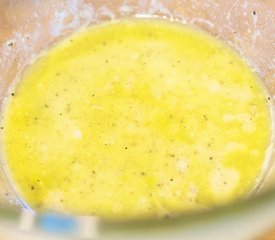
left=0, top=0, right=274, bottom=239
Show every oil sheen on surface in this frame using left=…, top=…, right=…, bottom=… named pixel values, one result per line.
left=1, top=19, right=271, bottom=220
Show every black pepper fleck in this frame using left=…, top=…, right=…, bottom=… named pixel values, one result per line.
left=31, top=186, right=35, bottom=191
left=8, top=42, right=14, bottom=47
left=268, top=97, right=271, bottom=101
left=11, top=93, right=15, bottom=96
left=66, top=104, right=71, bottom=113
left=170, top=178, right=174, bottom=182
left=124, top=147, right=128, bottom=150
left=253, top=10, right=256, bottom=15
left=203, top=115, right=208, bottom=121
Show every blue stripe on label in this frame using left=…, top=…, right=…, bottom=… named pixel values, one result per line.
left=39, top=213, right=77, bottom=234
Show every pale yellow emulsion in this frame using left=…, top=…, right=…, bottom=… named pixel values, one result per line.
left=0, top=19, right=272, bottom=220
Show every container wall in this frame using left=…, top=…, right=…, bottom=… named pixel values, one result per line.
left=0, top=0, right=274, bottom=211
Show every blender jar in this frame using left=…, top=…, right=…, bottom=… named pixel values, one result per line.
left=0, top=0, right=274, bottom=239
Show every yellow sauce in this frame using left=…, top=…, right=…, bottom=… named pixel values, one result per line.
left=0, top=19, right=271, bottom=220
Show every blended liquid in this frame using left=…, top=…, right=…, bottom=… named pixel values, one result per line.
left=0, top=19, right=271, bottom=220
